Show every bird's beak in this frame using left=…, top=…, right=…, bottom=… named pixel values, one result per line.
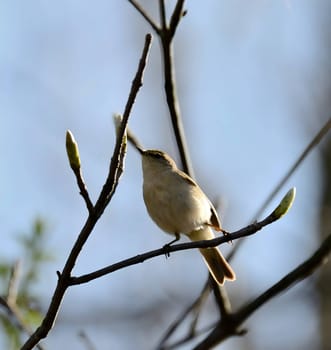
left=136, top=146, right=145, bottom=155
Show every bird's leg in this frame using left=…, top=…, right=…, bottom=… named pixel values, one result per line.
left=220, top=228, right=230, bottom=236
left=167, top=233, right=181, bottom=245
left=163, top=233, right=180, bottom=257
left=220, top=228, right=232, bottom=244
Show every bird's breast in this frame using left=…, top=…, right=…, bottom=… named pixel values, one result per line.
left=143, top=173, right=211, bottom=235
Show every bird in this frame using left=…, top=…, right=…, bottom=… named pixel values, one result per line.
left=138, top=148, right=235, bottom=285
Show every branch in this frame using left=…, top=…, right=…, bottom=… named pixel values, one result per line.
left=21, top=33, right=153, bottom=350
left=7, top=260, right=20, bottom=306
left=129, top=0, right=193, bottom=176
left=157, top=280, right=210, bottom=349
left=0, top=297, right=45, bottom=350
left=94, top=33, right=153, bottom=215
left=193, top=232, right=331, bottom=350
left=70, top=188, right=294, bottom=285
left=75, top=168, right=94, bottom=212
left=159, top=0, right=167, bottom=30
left=128, top=0, right=160, bottom=34
left=169, top=0, right=185, bottom=38
left=159, top=11, right=193, bottom=176
left=0, top=261, right=45, bottom=350
left=253, top=117, right=331, bottom=221
left=66, top=130, right=94, bottom=212
left=68, top=226, right=263, bottom=285
left=227, top=117, right=331, bottom=263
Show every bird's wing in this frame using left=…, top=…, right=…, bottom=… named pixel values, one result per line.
left=209, top=204, right=222, bottom=231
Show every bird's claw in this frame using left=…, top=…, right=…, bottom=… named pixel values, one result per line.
left=220, top=228, right=233, bottom=244
left=162, top=233, right=180, bottom=258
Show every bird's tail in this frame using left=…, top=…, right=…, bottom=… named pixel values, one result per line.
left=189, top=228, right=236, bottom=285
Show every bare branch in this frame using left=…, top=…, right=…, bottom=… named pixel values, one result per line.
left=20, top=34, right=153, bottom=350
left=0, top=296, right=45, bottom=350
left=227, top=117, right=331, bottom=263
left=66, top=130, right=94, bottom=212
left=130, top=0, right=193, bottom=176
left=0, top=262, right=45, bottom=350
left=128, top=0, right=160, bottom=34
left=7, top=260, right=20, bottom=306
left=157, top=280, right=210, bottom=349
left=78, top=330, right=97, bottom=350
left=169, top=0, right=185, bottom=38
left=254, top=117, right=331, bottom=221
left=160, top=39, right=193, bottom=176
left=73, top=167, right=94, bottom=213
left=238, top=232, right=331, bottom=321
left=159, top=0, right=167, bottom=30
left=94, top=33, right=153, bottom=215
left=193, top=232, right=331, bottom=349
left=69, top=206, right=284, bottom=285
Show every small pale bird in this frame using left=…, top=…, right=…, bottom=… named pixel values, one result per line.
left=139, top=149, right=236, bottom=285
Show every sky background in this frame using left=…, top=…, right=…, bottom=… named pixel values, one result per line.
left=1, top=1, right=330, bottom=349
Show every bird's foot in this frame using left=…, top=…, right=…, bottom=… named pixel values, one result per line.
left=220, top=228, right=232, bottom=244
left=163, top=233, right=180, bottom=258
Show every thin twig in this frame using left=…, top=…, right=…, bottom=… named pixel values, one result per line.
left=7, top=260, right=20, bottom=306
left=0, top=261, right=45, bottom=350
left=128, top=0, right=160, bottom=33
left=159, top=0, right=167, bottom=30
left=157, top=280, right=210, bottom=349
left=73, top=168, right=94, bottom=213
left=161, top=322, right=217, bottom=350
left=70, top=209, right=281, bottom=285
left=0, top=297, right=45, bottom=350
left=95, top=33, right=153, bottom=214
left=193, top=232, right=331, bottom=350
left=227, top=117, right=331, bottom=263
left=129, top=0, right=193, bottom=176
left=78, top=330, right=97, bottom=350
left=254, top=117, right=331, bottom=221
left=21, top=34, right=153, bottom=350
left=157, top=256, right=228, bottom=349
left=159, top=21, right=193, bottom=176
left=159, top=0, right=192, bottom=176
left=169, top=0, right=185, bottom=38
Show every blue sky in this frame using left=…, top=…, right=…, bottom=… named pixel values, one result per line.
left=1, top=1, right=330, bottom=349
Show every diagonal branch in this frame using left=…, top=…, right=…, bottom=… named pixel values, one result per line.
left=0, top=261, right=45, bottom=350
left=227, top=117, right=331, bottom=263
left=69, top=202, right=287, bottom=285
left=129, top=0, right=193, bottom=176
left=237, top=232, right=331, bottom=321
left=159, top=0, right=167, bottom=30
left=20, top=33, right=153, bottom=350
left=95, top=33, right=153, bottom=215
left=253, top=117, right=331, bottom=221
left=169, top=0, right=185, bottom=38
left=128, top=0, right=160, bottom=33
left=157, top=279, right=210, bottom=349
left=193, top=232, right=331, bottom=350
left=73, top=167, right=94, bottom=213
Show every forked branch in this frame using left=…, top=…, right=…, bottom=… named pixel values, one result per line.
left=21, top=33, right=153, bottom=350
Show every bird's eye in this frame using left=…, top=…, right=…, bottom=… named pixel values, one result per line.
left=150, top=152, right=163, bottom=159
